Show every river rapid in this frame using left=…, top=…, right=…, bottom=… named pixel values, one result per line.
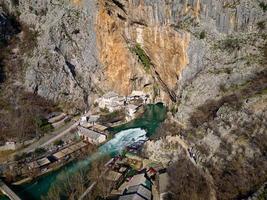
left=7, top=103, right=166, bottom=200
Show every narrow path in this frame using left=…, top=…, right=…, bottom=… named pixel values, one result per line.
left=40, top=121, right=79, bottom=148
left=10, top=120, right=79, bottom=159
left=16, top=112, right=89, bottom=156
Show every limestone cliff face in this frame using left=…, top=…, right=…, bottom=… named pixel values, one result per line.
left=95, top=0, right=265, bottom=106
left=175, top=0, right=266, bottom=125
left=1, top=0, right=101, bottom=111
left=1, top=0, right=266, bottom=111
left=96, top=0, right=191, bottom=103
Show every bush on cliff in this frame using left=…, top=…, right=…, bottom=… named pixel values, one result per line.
left=132, top=43, right=151, bottom=71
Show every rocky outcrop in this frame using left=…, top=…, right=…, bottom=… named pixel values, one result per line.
left=143, top=135, right=186, bottom=165
left=1, top=0, right=102, bottom=111
left=95, top=0, right=266, bottom=107
left=0, top=9, right=20, bottom=44
left=175, top=0, right=266, bottom=125
left=96, top=0, right=191, bottom=103
left=144, top=80, right=267, bottom=199
left=2, top=0, right=265, bottom=110
left=0, top=8, right=20, bottom=83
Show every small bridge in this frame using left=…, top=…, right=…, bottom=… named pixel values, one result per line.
left=0, top=180, right=21, bottom=200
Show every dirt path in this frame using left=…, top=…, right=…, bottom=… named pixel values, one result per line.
left=9, top=120, right=78, bottom=160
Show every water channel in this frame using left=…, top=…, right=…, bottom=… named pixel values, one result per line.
left=2, top=103, right=166, bottom=200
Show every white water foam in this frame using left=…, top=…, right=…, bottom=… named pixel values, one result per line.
left=99, top=128, right=147, bottom=154
left=65, top=128, right=147, bottom=174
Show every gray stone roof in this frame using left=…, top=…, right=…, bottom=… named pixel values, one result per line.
left=78, top=126, right=105, bottom=140
left=127, top=185, right=151, bottom=200
left=118, top=194, right=146, bottom=200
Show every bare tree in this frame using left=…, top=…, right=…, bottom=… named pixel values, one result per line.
left=43, top=156, right=111, bottom=200
left=166, top=157, right=211, bottom=200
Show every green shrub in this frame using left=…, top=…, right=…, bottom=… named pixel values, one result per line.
left=54, top=140, right=64, bottom=146
left=34, top=147, right=46, bottom=156
left=219, top=84, right=228, bottom=93
left=169, top=105, right=178, bottom=114
left=153, top=84, right=160, bottom=99
left=216, top=36, right=243, bottom=52
left=223, top=38, right=241, bottom=50
left=14, top=152, right=28, bottom=161
left=40, top=123, right=53, bottom=133
left=35, top=116, right=53, bottom=133
left=132, top=44, right=151, bottom=71
left=259, top=2, right=267, bottom=12
left=173, top=18, right=195, bottom=30
left=35, top=116, right=48, bottom=127
left=100, top=107, right=109, bottom=113
left=11, top=0, right=19, bottom=6
left=93, top=102, right=99, bottom=107
left=257, top=21, right=265, bottom=30
left=199, top=31, right=206, bottom=39
left=258, top=187, right=267, bottom=200
left=0, top=38, right=7, bottom=49
left=223, top=1, right=241, bottom=9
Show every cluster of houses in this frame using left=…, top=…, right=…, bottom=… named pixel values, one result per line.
left=102, top=154, right=170, bottom=200
left=117, top=172, right=153, bottom=200
left=69, top=105, right=171, bottom=199
left=77, top=115, right=109, bottom=145
left=102, top=156, right=153, bottom=200
left=86, top=137, right=171, bottom=200
left=95, top=91, right=149, bottom=121
left=1, top=91, right=171, bottom=198
left=1, top=140, right=90, bottom=185
left=26, top=141, right=89, bottom=176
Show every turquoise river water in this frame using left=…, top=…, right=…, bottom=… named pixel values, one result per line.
left=1, top=103, right=166, bottom=200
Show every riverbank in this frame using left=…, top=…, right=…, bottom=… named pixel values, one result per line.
left=10, top=103, right=166, bottom=200
left=11, top=158, right=74, bottom=186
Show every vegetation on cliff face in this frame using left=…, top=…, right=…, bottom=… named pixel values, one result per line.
left=215, top=36, right=243, bottom=52
left=131, top=43, right=151, bottom=72
left=259, top=1, right=267, bottom=12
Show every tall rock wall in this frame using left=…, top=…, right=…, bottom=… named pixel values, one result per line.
left=96, top=0, right=266, bottom=108
left=96, top=0, right=191, bottom=103
left=1, top=0, right=101, bottom=111
left=1, top=0, right=266, bottom=112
